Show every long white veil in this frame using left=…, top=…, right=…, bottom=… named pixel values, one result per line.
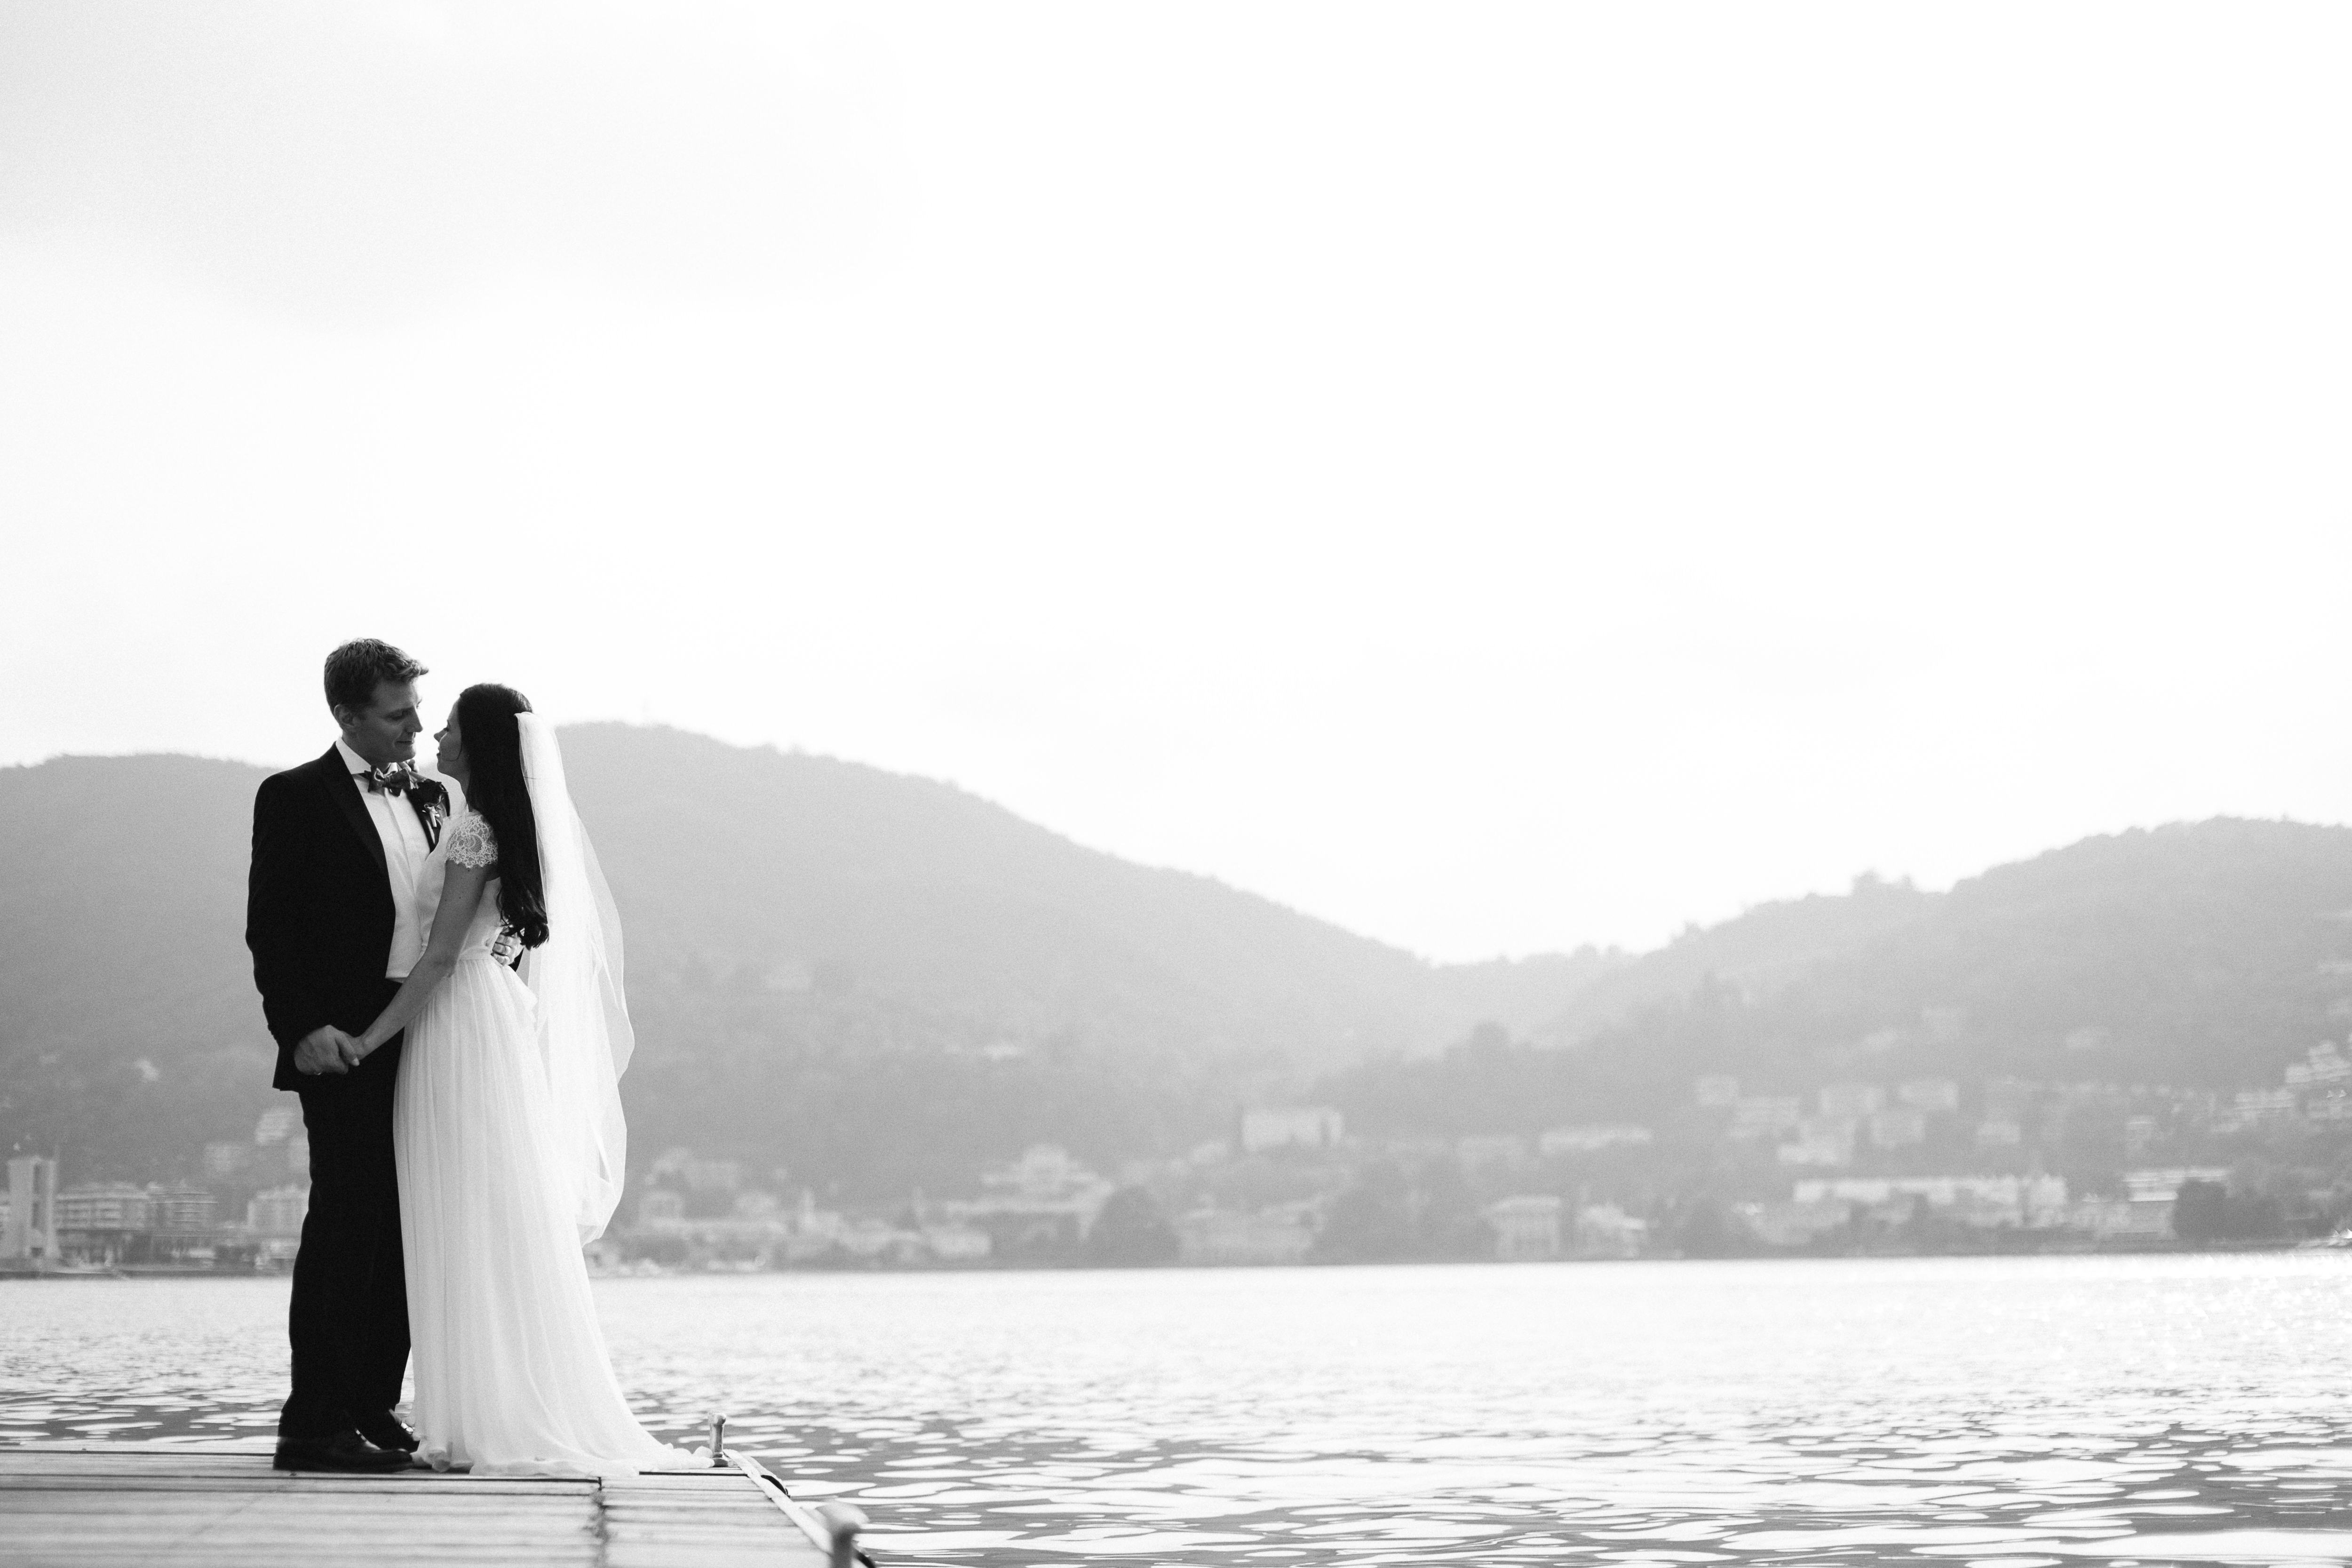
left=514, top=714, right=634, bottom=1244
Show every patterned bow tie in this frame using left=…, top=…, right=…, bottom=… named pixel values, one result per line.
left=358, top=764, right=415, bottom=796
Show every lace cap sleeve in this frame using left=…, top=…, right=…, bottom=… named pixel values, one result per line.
left=446, top=811, right=498, bottom=869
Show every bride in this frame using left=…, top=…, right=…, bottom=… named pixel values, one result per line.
left=350, top=683, right=683, bottom=1474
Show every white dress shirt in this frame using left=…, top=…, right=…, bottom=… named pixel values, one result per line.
left=334, top=738, right=436, bottom=980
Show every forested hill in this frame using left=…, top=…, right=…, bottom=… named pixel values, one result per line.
left=0, top=727, right=1612, bottom=1187
left=1794, top=818, right=2352, bottom=1087
left=1328, top=820, right=2352, bottom=1140
left=1574, top=817, right=2352, bottom=1091
left=556, top=724, right=1605, bottom=1060
left=6, top=731, right=2347, bottom=1195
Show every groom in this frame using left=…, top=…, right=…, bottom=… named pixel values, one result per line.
left=246, top=638, right=448, bottom=1472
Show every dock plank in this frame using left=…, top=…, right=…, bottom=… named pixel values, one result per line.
left=0, top=1447, right=834, bottom=1568
left=0, top=1478, right=595, bottom=1497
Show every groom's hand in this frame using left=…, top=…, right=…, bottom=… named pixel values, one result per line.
left=294, top=1026, right=354, bottom=1076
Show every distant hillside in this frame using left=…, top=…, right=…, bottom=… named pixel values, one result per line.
left=0, top=754, right=270, bottom=1175
left=1532, top=871, right=1943, bottom=1044
left=15, top=734, right=2345, bottom=1199
left=1558, top=819, right=2352, bottom=1092
left=559, top=724, right=1607, bottom=1059
left=0, top=728, right=1613, bottom=1190
left=1794, top=818, right=2352, bottom=1087
left=1327, top=820, right=2352, bottom=1141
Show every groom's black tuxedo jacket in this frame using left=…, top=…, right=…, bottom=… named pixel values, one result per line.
left=246, top=747, right=441, bottom=1093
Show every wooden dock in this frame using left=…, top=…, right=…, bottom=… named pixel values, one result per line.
left=0, top=1443, right=865, bottom=1568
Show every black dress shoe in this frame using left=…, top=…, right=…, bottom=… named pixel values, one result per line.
left=354, top=1412, right=420, bottom=1454
left=273, top=1429, right=413, bottom=1472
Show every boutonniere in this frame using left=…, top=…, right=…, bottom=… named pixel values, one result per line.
left=411, top=776, right=448, bottom=829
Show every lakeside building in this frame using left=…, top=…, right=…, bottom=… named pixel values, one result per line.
left=1240, top=1107, right=1344, bottom=1153
left=1740, top=1199, right=1851, bottom=1247
left=2067, top=1195, right=2174, bottom=1239
left=2122, top=1167, right=2231, bottom=1202
left=632, top=1188, right=834, bottom=1265
left=2285, top=1042, right=2351, bottom=1086
left=4, top=1152, right=284, bottom=1272
left=2, top=1156, right=57, bottom=1265
left=1746, top=1175, right=2082, bottom=1247
left=54, top=1179, right=238, bottom=1266
left=1791, top=1174, right=2070, bottom=1228
left=940, top=1144, right=1114, bottom=1259
left=55, top=1183, right=156, bottom=1234
left=629, top=1179, right=996, bottom=1269
left=1486, top=1195, right=1562, bottom=1261
left=245, top=1185, right=310, bottom=1266
left=248, top=1185, right=309, bottom=1238
left=151, top=1184, right=218, bottom=1232
left=2231, top=1089, right=2297, bottom=1123
left=1777, top=1119, right=1857, bottom=1168
left=829, top=1219, right=930, bottom=1265
left=193, top=1114, right=311, bottom=1236
left=1573, top=1203, right=1648, bottom=1258
left=1176, top=1203, right=1317, bottom=1266
left=1761, top=1173, right=2193, bottom=1243
left=921, top=1223, right=992, bottom=1263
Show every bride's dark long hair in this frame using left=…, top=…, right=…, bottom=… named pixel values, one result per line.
left=454, top=683, right=549, bottom=950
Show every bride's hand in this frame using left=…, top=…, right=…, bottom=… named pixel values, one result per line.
left=293, top=1027, right=354, bottom=1076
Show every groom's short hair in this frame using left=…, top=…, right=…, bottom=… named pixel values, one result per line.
left=325, top=639, right=429, bottom=717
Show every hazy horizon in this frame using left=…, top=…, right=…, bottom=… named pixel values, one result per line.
left=5, top=4, right=2348, bottom=961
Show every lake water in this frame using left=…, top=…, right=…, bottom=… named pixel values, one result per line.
left=9, top=1256, right=2352, bottom=1565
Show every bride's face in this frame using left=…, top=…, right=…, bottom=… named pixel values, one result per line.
left=434, top=708, right=467, bottom=783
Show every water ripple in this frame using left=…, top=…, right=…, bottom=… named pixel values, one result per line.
left=9, top=1256, right=2352, bottom=1563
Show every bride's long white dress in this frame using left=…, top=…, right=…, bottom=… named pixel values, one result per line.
left=393, top=809, right=682, bottom=1475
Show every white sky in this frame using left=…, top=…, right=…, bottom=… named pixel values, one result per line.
left=3, top=3, right=2348, bottom=963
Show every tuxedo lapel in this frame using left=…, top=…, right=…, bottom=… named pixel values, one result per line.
left=316, top=746, right=389, bottom=883
left=407, top=787, right=444, bottom=851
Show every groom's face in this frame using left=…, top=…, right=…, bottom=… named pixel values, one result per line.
left=339, top=679, right=424, bottom=768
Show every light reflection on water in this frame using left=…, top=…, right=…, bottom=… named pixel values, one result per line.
left=9, top=1256, right=2352, bottom=1563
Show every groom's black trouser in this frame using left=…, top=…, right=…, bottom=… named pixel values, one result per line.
left=279, top=987, right=409, bottom=1442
